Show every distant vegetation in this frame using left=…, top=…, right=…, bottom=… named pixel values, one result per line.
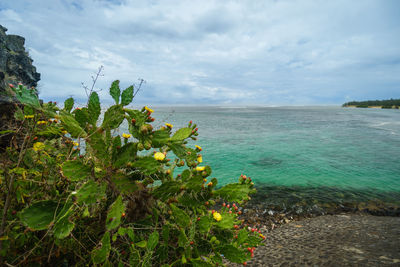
left=343, top=99, right=400, bottom=109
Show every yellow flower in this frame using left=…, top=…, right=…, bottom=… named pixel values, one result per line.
left=144, top=106, right=154, bottom=113
left=213, top=212, right=222, bottom=222
left=73, top=142, right=79, bottom=147
left=165, top=123, right=173, bottom=128
left=195, top=145, right=202, bottom=151
left=207, top=182, right=213, bottom=187
left=122, top=133, right=131, bottom=139
left=33, top=142, right=45, bottom=152
left=197, top=155, right=203, bottom=163
left=154, top=152, right=166, bottom=161
left=196, top=166, right=205, bottom=171
left=61, top=130, right=68, bottom=135
left=24, top=115, right=34, bottom=119
left=37, top=120, right=47, bottom=125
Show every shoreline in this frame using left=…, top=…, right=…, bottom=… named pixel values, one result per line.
left=240, top=203, right=400, bottom=235
left=233, top=213, right=400, bottom=266
left=343, top=105, right=399, bottom=109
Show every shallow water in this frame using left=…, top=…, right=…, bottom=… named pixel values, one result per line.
left=131, top=106, right=400, bottom=211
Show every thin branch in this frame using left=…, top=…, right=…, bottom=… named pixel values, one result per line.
left=82, top=65, right=104, bottom=100
left=133, top=78, right=145, bottom=99
left=12, top=229, right=50, bottom=265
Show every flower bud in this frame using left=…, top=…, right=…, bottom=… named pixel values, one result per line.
left=140, top=125, right=148, bottom=134
left=137, top=143, right=144, bottom=151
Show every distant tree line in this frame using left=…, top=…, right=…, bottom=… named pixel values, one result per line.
left=343, top=98, right=400, bottom=109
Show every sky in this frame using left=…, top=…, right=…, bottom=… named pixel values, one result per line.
left=0, top=0, right=399, bottom=105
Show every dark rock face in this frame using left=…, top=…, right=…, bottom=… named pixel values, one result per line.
left=0, top=24, right=40, bottom=90
left=0, top=25, right=41, bottom=151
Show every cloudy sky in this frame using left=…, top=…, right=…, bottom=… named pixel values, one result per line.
left=1, top=0, right=399, bottom=105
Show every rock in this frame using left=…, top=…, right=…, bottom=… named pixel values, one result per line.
left=0, top=24, right=40, bottom=151
left=0, top=24, right=40, bottom=89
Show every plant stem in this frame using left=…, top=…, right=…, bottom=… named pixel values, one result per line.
left=0, top=131, right=29, bottom=261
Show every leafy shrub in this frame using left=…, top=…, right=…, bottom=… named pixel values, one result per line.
left=0, top=82, right=262, bottom=266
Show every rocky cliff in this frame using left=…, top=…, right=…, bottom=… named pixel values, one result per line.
left=0, top=24, right=40, bottom=91
left=0, top=25, right=41, bottom=150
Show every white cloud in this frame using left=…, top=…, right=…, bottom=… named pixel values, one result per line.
left=0, top=0, right=399, bottom=104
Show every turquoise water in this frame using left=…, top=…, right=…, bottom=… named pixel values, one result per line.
left=131, top=106, right=400, bottom=212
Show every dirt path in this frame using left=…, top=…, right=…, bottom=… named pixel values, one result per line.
left=240, top=214, right=400, bottom=266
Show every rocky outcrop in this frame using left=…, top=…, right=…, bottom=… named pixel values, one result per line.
left=0, top=25, right=41, bottom=151
left=0, top=24, right=40, bottom=90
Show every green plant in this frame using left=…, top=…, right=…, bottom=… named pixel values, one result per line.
left=0, top=82, right=262, bottom=266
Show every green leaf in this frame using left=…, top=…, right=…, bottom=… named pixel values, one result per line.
left=14, top=109, right=24, bottom=120
left=198, top=216, right=211, bottom=233
left=111, top=173, right=138, bottom=194
left=13, top=85, right=40, bottom=108
left=162, top=225, right=170, bottom=242
left=136, top=240, right=147, bottom=248
left=178, top=229, right=188, bottom=247
left=129, top=249, right=140, bottom=266
left=60, top=114, right=87, bottom=138
left=215, top=211, right=237, bottom=229
left=0, top=130, right=15, bottom=135
left=113, top=142, right=136, bottom=168
left=101, top=105, right=125, bottom=129
left=83, top=206, right=90, bottom=217
left=125, top=109, right=147, bottom=126
left=109, top=80, right=121, bottom=104
left=24, top=105, right=34, bottom=116
left=76, top=180, right=106, bottom=205
left=178, top=193, right=204, bottom=207
left=53, top=209, right=74, bottom=239
left=106, top=195, right=125, bottom=230
left=237, top=229, right=248, bottom=245
left=116, top=227, right=126, bottom=236
left=36, top=126, right=62, bottom=138
left=169, top=143, right=187, bottom=158
left=74, top=108, right=89, bottom=128
left=147, top=231, right=159, bottom=250
left=126, top=228, right=135, bottom=241
left=64, top=97, right=74, bottom=113
left=170, top=204, right=190, bottom=228
left=181, top=170, right=191, bottom=181
left=62, top=161, right=91, bottom=181
left=184, top=175, right=204, bottom=191
left=151, top=130, right=170, bottom=148
left=170, top=128, right=192, bottom=141
left=121, top=85, right=134, bottom=106
left=92, top=232, right=111, bottom=264
left=88, top=131, right=108, bottom=160
left=218, top=245, right=249, bottom=263
left=214, top=183, right=256, bottom=204
left=88, top=92, right=101, bottom=125
left=112, top=135, right=122, bottom=159
left=245, top=235, right=263, bottom=247
left=18, top=200, right=58, bottom=230
left=131, top=156, right=161, bottom=175
left=153, top=181, right=182, bottom=201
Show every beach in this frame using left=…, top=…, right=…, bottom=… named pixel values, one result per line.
left=234, top=213, right=400, bottom=266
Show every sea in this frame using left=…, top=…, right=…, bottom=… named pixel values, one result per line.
left=118, top=106, right=400, bottom=215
